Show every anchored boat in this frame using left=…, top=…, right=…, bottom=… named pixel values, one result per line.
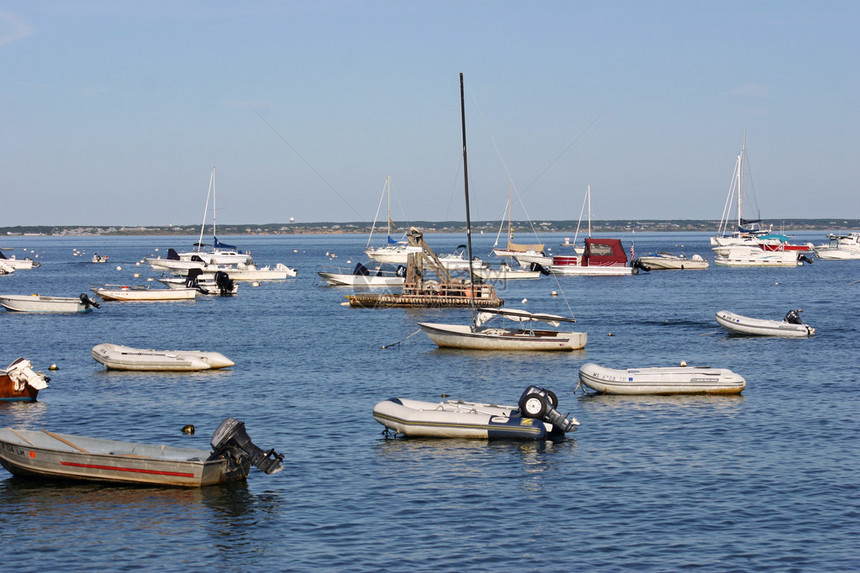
left=0, top=293, right=100, bottom=313
left=715, top=309, right=814, bottom=337
left=91, top=343, right=235, bottom=371
left=0, top=418, right=283, bottom=487
left=1, top=358, right=49, bottom=402
left=373, top=385, right=579, bottom=440
left=578, top=362, right=746, bottom=395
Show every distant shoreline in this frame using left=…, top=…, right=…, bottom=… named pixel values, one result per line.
left=3, top=218, right=858, bottom=237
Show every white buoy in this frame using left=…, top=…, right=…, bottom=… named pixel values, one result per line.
left=116, top=266, right=122, bottom=271
left=252, top=281, right=260, bottom=287
left=680, top=361, right=687, bottom=367
left=133, top=273, right=140, bottom=278
left=551, top=291, right=558, bottom=296
left=146, top=277, right=154, bottom=282
left=135, top=262, right=140, bottom=266
left=49, top=364, right=58, bottom=370
left=340, top=301, right=350, bottom=306
left=521, top=298, right=527, bottom=304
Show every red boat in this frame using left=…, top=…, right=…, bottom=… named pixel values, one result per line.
left=0, top=358, right=49, bottom=402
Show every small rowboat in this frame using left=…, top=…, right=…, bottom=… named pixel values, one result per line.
left=578, top=362, right=746, bottom=395
left=0, top=418, right=283, bottom=487
left=0, top=293, right=100, bottom=313
left=91, top=343, right=234, bottom=371
left=715, top=310, right=814, bottom=338
left=373, top=386, right=579, bottom=440
left=91, top=284, right=197, bottom=302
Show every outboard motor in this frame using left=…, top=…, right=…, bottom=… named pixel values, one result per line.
left=185, top=268, right=203, bottom=289
left=784, top=308, right=804, bottom=324
left=353, top=262, right=369, bottom=276
left=518, top=385, right=579, bottom=435
left=79, top=293, right=100, bottom=309
left=631, top=259, right=651, bottom=272
left=213, top=271, right=234, bottom=296
left=530, top=262, right=550, bottom=275
left=209, top=418, right=284, bottom=474
left=799, top=254, right=814, bottom=265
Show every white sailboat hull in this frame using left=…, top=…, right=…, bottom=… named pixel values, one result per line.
left=418, top=322, right=586, bottom=351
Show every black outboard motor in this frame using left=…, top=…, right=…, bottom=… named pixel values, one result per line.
left=213, top=271, right=234, bottom=296
left=353, top=262, right=369, bottom=276
left=185, top=268, right=204, bottom=288
left=209, top=418, right=284, bottom=474
left=79, top=293, right=100, bottom=309
left=518, top=385, right=579, bottom=435
left=784, top=308, right=804, bottom=324
left=530, top=262, right=550, bottom=275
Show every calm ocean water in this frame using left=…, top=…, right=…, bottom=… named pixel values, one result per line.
left=0, top=231, right=857, bottom=572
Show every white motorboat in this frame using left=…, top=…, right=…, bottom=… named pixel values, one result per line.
left=91, top=343, right=235, bottom=371
left=815, top=232, right=860, bottom=260
left=1, top=358, right=50, bottom=402
left=471, top=262, right=543, bottom=280
left=0, top=261, right=13, bottom=275
left=0, top=293, right=100, bottom=313
left=715, top=309, right=815, bottom=337
left=419, top=308, right=586, bottom=351
left=0, top=250, right=40, bottom=270
left=92, top=284, right=197, bottom=301
left=713, top=246, right=803, bottom=267
left=578, top=363, right=746, bottom=395
left=317, top=262, right=406, bottom=287
left=373, top=385, right=579, bottom=440
left=91, top=253, right=109, bottom=263
left=0, top=418, right=283, bottom=487
left=437, top=247, right=489, bottom=271
left=158, top=270, right=238, bottom=296
left=636, top=252, right=709, bottom=270
left=228, top=263, right=297, bottom=280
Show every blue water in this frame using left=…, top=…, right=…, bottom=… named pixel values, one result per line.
left=0, top=232, right=857, bottom=572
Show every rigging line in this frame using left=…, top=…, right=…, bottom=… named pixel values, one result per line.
left=255, top=110, right=366, bottom=221
left=381, top=328, right=423, bottom=349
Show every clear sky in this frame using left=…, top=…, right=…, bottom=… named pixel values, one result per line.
left=1, top=1, right=857, bottom=227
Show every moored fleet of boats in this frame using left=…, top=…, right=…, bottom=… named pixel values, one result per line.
left=0, top=76, right=853, bottom=489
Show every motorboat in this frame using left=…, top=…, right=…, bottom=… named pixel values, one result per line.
left=91, top=343, right=235, bottom=371
left=146, top=249, right=231, bottom=273
left=158, top=269, right=238, bottom=296
left=550, top=238, right=638, bottom=276
left=91, top=253, right=109, bottom=263
left=577, top=363, right=746, bottom=395
left=418, top=308, right=586, bottom=351
left=227, top=263, right=297, bottom=280
left=0, top=250, right=40, bottom=270
left=636, top=252, right=709, bottom=270
left=0, top=417, right=283, bottom=487
left=373, top=385, right=579, bottom=440
left=0, top=261, right=13, bottom=275
left=437, top=247, right=489, bottom=271
left=471, top=262, right=544, bottom=281
left=317, top=262, right=406, bottom=287
left=815, top=232, right=860, bottom=260
left=0, top=293, right=100, bottom=313
left=715, top=309, right=815, bottom=337
left=92, top=284, right=197, bottom=301
left=712, top=245, right=803, bottom=267
left=0, top=358, right=49, bottom=401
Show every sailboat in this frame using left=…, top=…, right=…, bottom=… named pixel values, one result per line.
left=491, top=185, right=545, bottom=258
left=417, top=73, right=586, bottom=351
left=364, top=176, right=421, bottom=264
left=710, top=133, right=812, bottom=257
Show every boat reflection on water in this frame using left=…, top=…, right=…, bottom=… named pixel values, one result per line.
left=576, top=391, right=745, bottom=413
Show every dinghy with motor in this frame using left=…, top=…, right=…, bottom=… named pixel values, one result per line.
left=91, top=343, right=235, bottom=371
left=577, top=362, right=746, bottom=395
left=715, top=309, right=814, bottom=337
left=1, top=358, right=50, bottom=401
left=0, top=293, right=100, bottom=313
left=373, top=385, right=579, bottom=440
left=0, top=417, right=283, bottom=487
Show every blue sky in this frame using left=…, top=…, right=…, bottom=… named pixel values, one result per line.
left=1, top=1, right=857, bottom=226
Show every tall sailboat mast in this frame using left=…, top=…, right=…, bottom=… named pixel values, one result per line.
left=197, top=167, right=216, bottom=251
left=460, top=73, right=477, bottom=327
left=737, top=131, right=746, bottom=229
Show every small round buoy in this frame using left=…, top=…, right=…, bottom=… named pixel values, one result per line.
left=608, top=332, right=614, bottom=336
left=680, top=361, right=687, bottom=367
left=135, top=261, right=140, bottom=266
left=155, top=248, right=159, bottom=251
left=49, top=363, right=58, bottom=370
left=551, top=291, right=558, bottom=296
left=146, top=277, right=154, bottom=282
left=775, top=282, right=780, bottom=285
left=116, top=266, right=122, bottom=271
left=182, top=424, right=195, bottom=434
left=252, top=281, right=260, bottom=287
left=521, top=298, right=528, bottom=304
left=133, top=273, right=140, bottom=278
